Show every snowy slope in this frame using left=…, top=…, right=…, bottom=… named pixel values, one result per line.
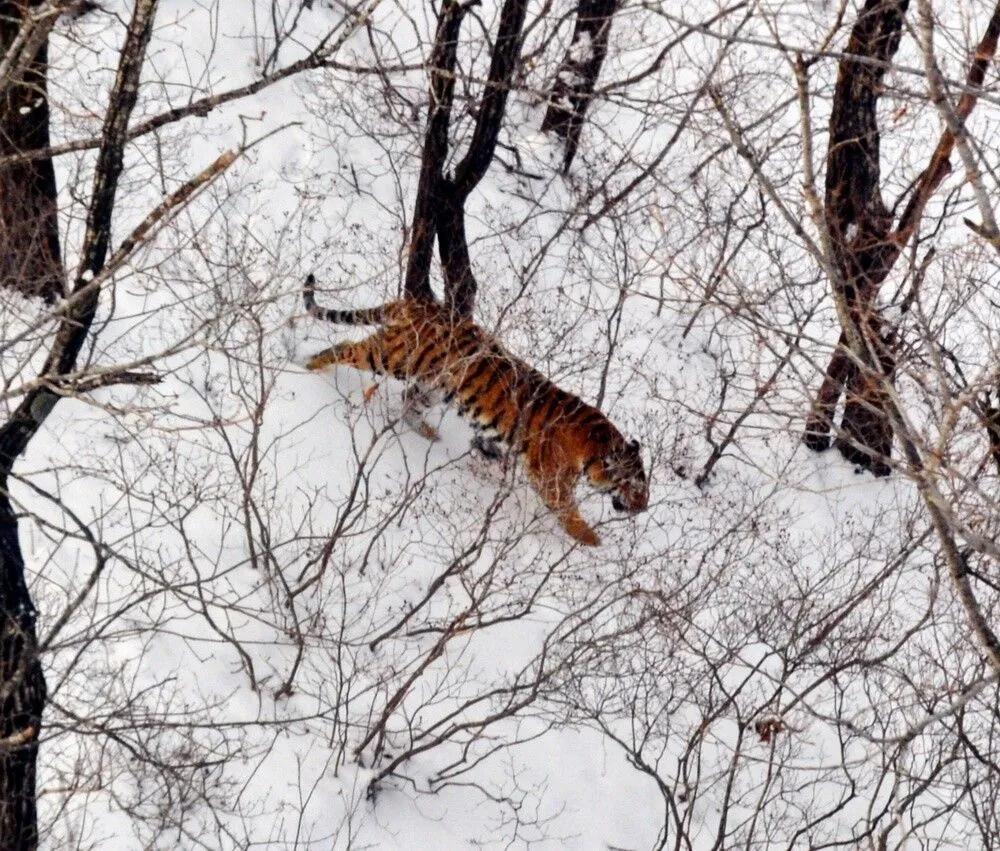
left=5, top=1, right=997, bottom=848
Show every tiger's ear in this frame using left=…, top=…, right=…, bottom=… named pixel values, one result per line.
left=628, top=438, right=640, bottom=451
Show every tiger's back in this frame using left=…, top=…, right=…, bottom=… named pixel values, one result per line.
left=305, top=288, right=648, bottom=545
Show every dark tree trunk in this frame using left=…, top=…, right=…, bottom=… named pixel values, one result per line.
left=434, top=186, right=476, bottom=316
left=0, top=0, right=62, bottom=303
left=803, top=330, right=850, bottom=451
left=985, top=394, right=1000, bottom=477
left=832, top=342, right=895, bottom=478
left=541, top=0, right=618, bottom=173
left=404, top=0, right=528, bottom=316
left=403, top=0, right=468, bottom=305
left=0, top=490, right=44, bottom=851
left=0, top=4, right=53, bottom=846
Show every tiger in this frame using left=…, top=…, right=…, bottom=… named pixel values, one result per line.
left=302, top=275, right=648, bottom=545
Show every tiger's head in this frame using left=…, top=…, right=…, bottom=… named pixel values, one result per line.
left=587, top=437, right=649, bottom=515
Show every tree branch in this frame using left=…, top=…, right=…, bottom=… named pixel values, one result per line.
left=452, top=0, right=528, bottom=198
left=0, top=0, right=385, bottom=171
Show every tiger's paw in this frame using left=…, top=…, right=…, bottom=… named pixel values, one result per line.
left=402, top=408, right=440, bottom=441
left=416, top=422, right=440, bottom=441
left=564, top=517, right=600, bottom=547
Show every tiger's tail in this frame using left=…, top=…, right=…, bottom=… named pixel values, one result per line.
left=303, top=274, right=387, bottom=325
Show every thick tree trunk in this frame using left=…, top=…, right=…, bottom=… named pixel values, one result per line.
left=403, top=0, right=467, bottom=304
left=985, top=395, right=1000, bottom=477
left=541, top=0, right=618, bottom=173
left=832, top=334, right=895, bottom=478
left=435, top=186, right=476, bottom=316
left=0, top=0, right=62, bottom=303
left=803, top=330, right=850, bottom=451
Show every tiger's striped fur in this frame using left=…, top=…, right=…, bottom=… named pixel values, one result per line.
left=303, top=276, right=648, bottom=545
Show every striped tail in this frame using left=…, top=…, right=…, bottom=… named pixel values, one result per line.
left=303, top=274, right=386, bottom=325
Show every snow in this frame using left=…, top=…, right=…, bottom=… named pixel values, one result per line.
left=568, top=31, right=594, bottom=67
left=4, top=0, right=998, bottom=848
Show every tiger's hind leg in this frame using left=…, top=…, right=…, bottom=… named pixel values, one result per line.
left=526, top=458, right=599, bottom=546
left=305, top=333, right=387, bottom=373
left=402, top=385, right=439, bottom=441
left=306, top=335, right=439, bottom=440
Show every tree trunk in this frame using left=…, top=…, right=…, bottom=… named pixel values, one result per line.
left=541, top=0, right=618, bottom=173
left=0, top=0, right=62, bottom=303
left=985, top=395, right=1000, bottom=477
left=403, top=0, right=468, bottom=304
left=832, top=333, right=895, bottom=478
left=404, top=0, right=528, bottom=316
left=0, top=492, right=44, bottom=851
left=435, top=184, right=476, bottom=316
left=0, top=4, right=53, bottom=845
left=804, top=0, right=908, bottom=475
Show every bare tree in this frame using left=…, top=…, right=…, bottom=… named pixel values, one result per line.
left=0, top=2, right=378, bottom=845
left=803, top=0, right=1000, bottom=476
left=404, top=0, right=528, bottom=315
left=1, top=3, right=162, bottom=844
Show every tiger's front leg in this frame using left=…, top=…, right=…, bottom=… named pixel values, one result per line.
left=526, top=460, right=600, bottom=546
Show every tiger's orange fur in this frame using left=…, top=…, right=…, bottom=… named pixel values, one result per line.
left=304, top=278, right=648, bottom=545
